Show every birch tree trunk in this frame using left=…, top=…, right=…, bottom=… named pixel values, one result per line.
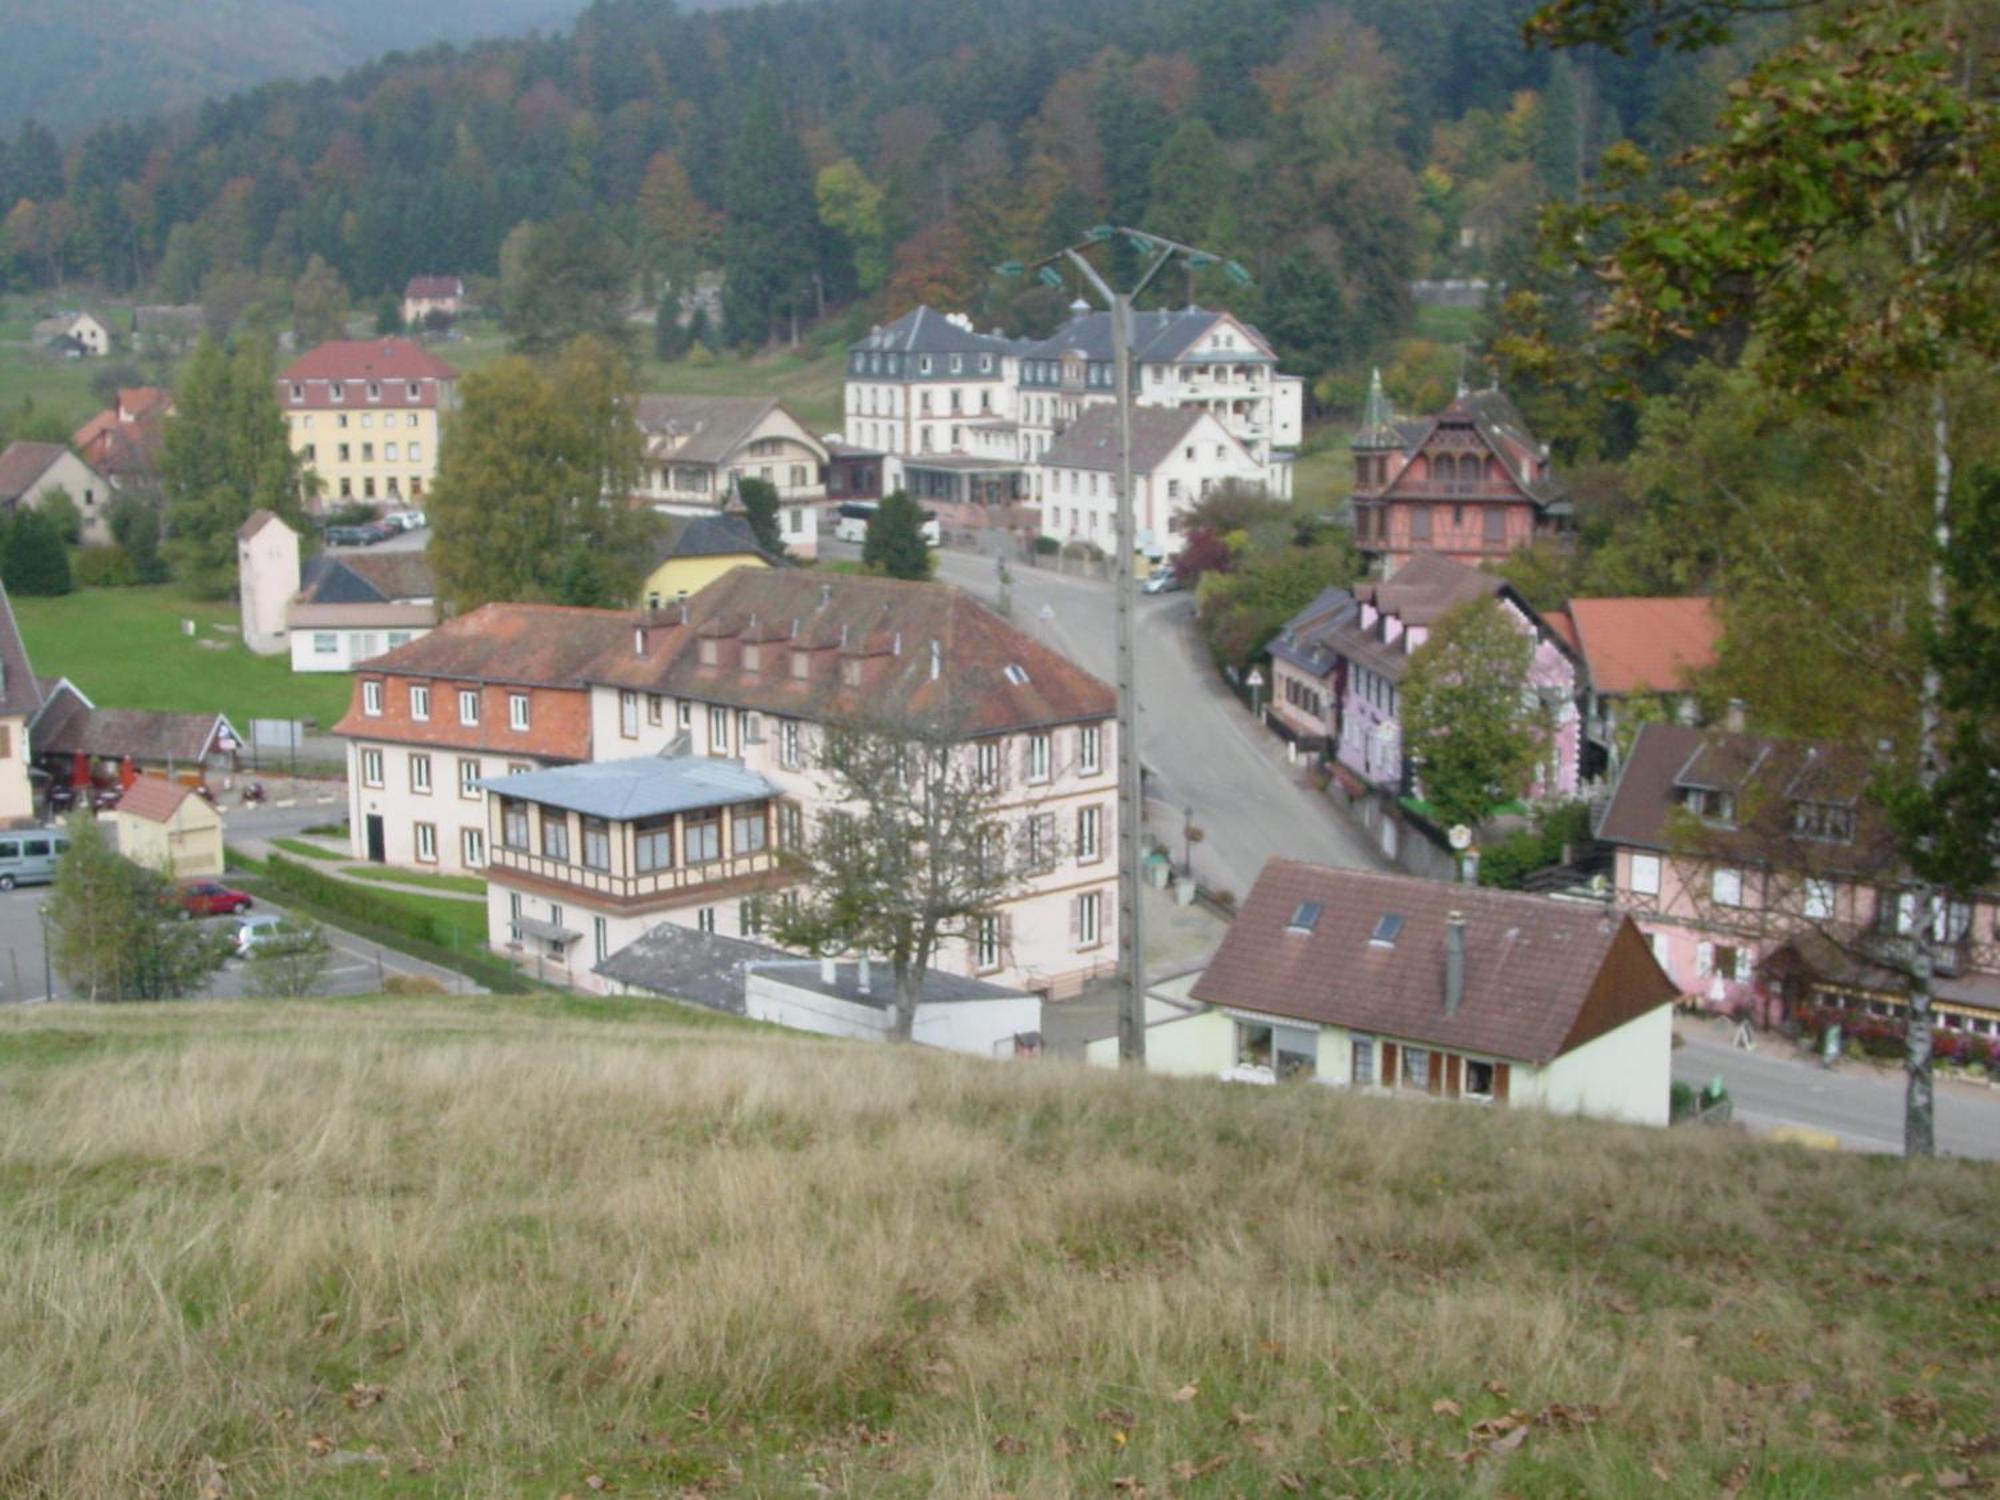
left=1904, top=380, right=1950, bottom=1158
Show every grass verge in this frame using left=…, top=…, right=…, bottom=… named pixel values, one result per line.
left=270, top=836, right=343, bottom=862
left=339, top=863, right=486, bottom=897
left=0, top=997, right=1994, bottom=1496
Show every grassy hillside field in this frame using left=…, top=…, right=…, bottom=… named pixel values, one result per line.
left=2, top=995, right=1994, bottom=1497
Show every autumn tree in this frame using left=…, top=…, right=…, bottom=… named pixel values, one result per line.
left=503, top=213, right=634, bottom=355
left=1527, top=0, right=2000, bottom=1155
left=1402, top=596, right=1546, bottom=831
left=636, top=150, right=714, bottom=294
left=427, top=336, right=658, bottom=610
left=773, top=698, right=1063, bottom=1041
left=814, top=158, right=888, bottom=296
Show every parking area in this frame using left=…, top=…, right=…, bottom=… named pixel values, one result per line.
left=0, top=886, right=478, bottom=1003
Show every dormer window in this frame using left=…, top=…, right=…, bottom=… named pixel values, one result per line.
left=841, top=658, right=862, bottom=687
left=698, top=638, right=718, bottom=666
left=329, top=382, right=344, bottom=402
left=1790, top=800, right=1854, bottom=843
left=406, top=382, right=420, bottom=400
left=367, top=382, right=381, bottom=402
left=919, top=356, right=932, bottom=374
left=742, top=644, right=762, bottom=671
left=289, top=383, right=303, bottom=402
left=790, top=649, right=810, bottom=680
left=1683, top=786, right=1735, bottom=824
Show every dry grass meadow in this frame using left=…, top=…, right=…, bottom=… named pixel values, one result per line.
left=1, top=994, right=1995, bottom=1498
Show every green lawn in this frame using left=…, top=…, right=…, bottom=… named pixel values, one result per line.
left=341, top=863, right=486, bottom=897
left=12, top=584, right=353, bottom=733
left=270, top=837, right=343, bottom=862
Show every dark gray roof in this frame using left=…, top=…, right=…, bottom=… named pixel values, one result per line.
left=477, top=754, right=774, bottom=820
left=852, top=306, right=1022, bottom=360
left=1023, top=307, right=1275, bottom=365
left=1269, top=585, right=1358, bottom=679
left=297, top=552, right=435, bottom=606
left=649, top=513, right=769, bottom=568
left=595, top=924, right=791, bottom=1014
left=0, top=580, right=43, bottom=719
left=1040, top=404, right=1209, bottom=475
left=594, top=920, right=1026, bottom=1015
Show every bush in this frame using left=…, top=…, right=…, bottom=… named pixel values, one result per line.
left=3, top=510, right=73, bottom=595
left=1031, top=535, right=1061, bottom=556
left=1477, top=802, right=1598, bottom=889
left=74, top=544, right=138, bottom=587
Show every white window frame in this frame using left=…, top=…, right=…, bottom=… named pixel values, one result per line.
left=975, top=915, right=1001, bottom=972
left=409, top=753, right=431, bottom=794
left=461, top=827, right=485, bottom=867
left=1026, top=732, right=1050, bottom=784
left=410, top=684, right=429, bottom=721
left=1710, top=867, right=1743, bottom=908
left=362, top=680, right=382, bottom=716
left=360, top=748, right=383, bottom=787
left=1078, top=724, right=1102, bottom=776
left=1076, top=804, right=1101, bottom=863
left=508, top=693, right=530, bottom=732
left=779, top=719, right=801, bottom=770
left=619, top=690, right=639, bottom=738
left=1629, top=852, right=1661, bottom=897
left=458, top=757, right=480, bottom=799
left=1076, top=891, right=1101, bottom=949
left=414, top=822, right=437, bottom=863
left=1804, top=878, right=1836, bottom=921
left=458, top=689, right=480, bottom=726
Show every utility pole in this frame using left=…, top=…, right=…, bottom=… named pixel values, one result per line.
left=999, top=230, right=1250, bottom=1065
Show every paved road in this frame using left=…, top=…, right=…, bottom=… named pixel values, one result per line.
left=1673, top=1026, right=2000, bottom=1160
left=924, top=546, right=1379, bottom=897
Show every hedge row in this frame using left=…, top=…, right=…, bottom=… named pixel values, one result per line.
left=253, top=852, right=531, bottom=994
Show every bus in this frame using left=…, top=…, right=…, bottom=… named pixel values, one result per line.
left=834, top=502, right=942, bottom=547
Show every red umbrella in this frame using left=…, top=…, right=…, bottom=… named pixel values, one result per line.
left=70, top=752, right=89, bottom=789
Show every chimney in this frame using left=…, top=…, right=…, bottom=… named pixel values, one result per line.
left=892, top=630, right=902, bottom=656
left=929, top=640, right=941, bottom=680
left=1444, top=912, right=1466, bottom=1017
left=1724, top=698, right=1747, bottom=733
left=820, top=583, right=833, bottom=608
left=633, top=626, right=644, bottom=657
left=679, top=599, right=689, bottom=625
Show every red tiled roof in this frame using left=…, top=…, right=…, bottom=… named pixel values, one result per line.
left=114, top=774, right=197, bottom=824
left=1566, top=597, right=1719, bottom=696
left=280, top=338, right=458, bottom=384
left=1191, top=860, right=1675, bottom=1064
left=589, top=568, right=1114, bottom=735
left=0, top=441, right=68, bottom=501
left=403, top=276, right=463, bottom=300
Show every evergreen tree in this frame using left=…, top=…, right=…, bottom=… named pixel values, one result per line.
left=862, top=491, right=933, bottom=581
left=108, top=494, right=170, bottom=584
left=1142, top=120, right=1240, bottom=254
left=721, top=87, right=819, bottom=347
left=2, top=510, right=72, bottom=595
left=1259, top=249, right=1347, bottom=381
left=1535, top=56, right=1584, bottom=198
left=504, top=213, right=634, bottom=355
left=555, top=544, right=617, bottom=607
left=291, top=254, right=349, bottom=347
left=736, top=476, right=785, bottom=558
left=374, top=293, right=401, bottom=335
left=10, top=120, right=63, bottom=203
left=161, top=337, right=306, bottom=598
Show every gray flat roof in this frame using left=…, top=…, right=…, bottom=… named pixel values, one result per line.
left=478, top=754, right=775, bottom=820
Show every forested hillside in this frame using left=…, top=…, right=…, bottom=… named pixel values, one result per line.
left=0, top=0, right=1753, bottom=398
left=0, top=0, right=589, bottom=137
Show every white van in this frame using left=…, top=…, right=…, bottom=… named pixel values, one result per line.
left=0, top=830, right=71, bottom=890
left=833, top=501, right=942, bottom=547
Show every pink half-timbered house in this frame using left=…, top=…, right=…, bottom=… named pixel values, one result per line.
left=1348, top=372, right=1569, bottom=574
left=1597, top=722, right=2000, bottom=1036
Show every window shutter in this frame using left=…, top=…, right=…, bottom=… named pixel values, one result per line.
left=1494, top=1063, right=1511, bottom=1103
left=1427, top=1057, right=1444, bottom=1096
left=1381, top=1041, right=1398, bottom=1085
left=1446, top=1054, right=1462, bottom=1098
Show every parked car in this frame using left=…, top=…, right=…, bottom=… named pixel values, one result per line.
left=179, top=881, right=253, bottom=918
left=324, top=525, right=371, bottom=547
left=357, top=521, right=396, bottom=544
left=1140, top=567, right=1184, bottom=595
left=231, top=913, right=317, bottom=959
left=0, top=830, right=71, bottom=890
left=385, top=508, right=426, bottom=532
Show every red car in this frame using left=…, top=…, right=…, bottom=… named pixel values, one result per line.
left=179, top=881, right=254, bottom=918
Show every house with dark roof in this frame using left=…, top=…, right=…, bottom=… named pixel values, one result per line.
left=0, top=441, right=114, bottom=545
left=630, top=395, right=827, bottom=555
left=639, top=515, right=772, bottom=610
left=1545, top=597, right=1721, bottom=779
left=333, top=602, right=634, bottom=874
left=29, top=682, right=243, bottom=790
left=1265, top=554, right=1581, bottom=857
left=33, top=312, right=110, bottom=357
left=596, top=922, right=1041, bottom=1054
left=1093, top=859, right=1677, bottom=1126
left=1348, top=371, right=1569, bottom=571
left=1596, top=721, right=2000, bottom=1034
left=1036, top=405, right=1262, bottom=560
left=276, top=338, right=459, bottom=511
left=287, top=550, right=439, bottom=672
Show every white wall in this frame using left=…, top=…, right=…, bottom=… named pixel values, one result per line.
left=1520, top=1004, right=1673, bottom=1127
left=486, top=877, right=755, bottom=993
left=746, top=969, right=1039, bottom=1055
left=1086, top=1000, right=1236, bottom=1074
left=291, top=624, right=431, bottom=673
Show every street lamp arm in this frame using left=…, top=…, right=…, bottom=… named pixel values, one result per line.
left=1058, top=248, right=1118, bottom=309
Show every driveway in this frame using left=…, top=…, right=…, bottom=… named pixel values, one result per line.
left=921, top=544, right=1380, bottom=899
left=0, top=886, right=475, bottom=1004
left=1673, top=1023, right=2000, bottom=1160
